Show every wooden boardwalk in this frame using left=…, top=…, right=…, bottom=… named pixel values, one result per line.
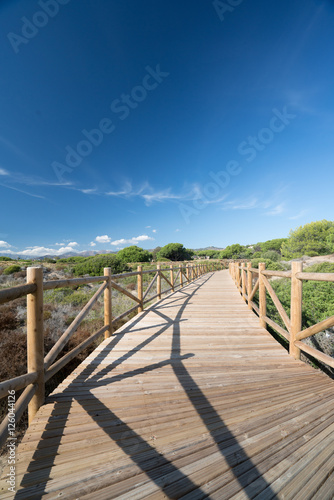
left=2, top=270, right=334, bottom=499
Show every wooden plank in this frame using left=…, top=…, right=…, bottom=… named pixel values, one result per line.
left=2, top=270, right=333, bottom=500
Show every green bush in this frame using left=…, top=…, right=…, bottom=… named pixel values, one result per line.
left=58, top=256, right=87, bottom=263
left=0, top=256, right=14, bottom=262
left=251, top=259, right=286, bottom=271
left=44, top=288, right=95, bottom=306
left=3, top=265, right=21, bottom=275
left=72, top=254, right=130, bottom=277
left=262, top=250, right=281, bottom=262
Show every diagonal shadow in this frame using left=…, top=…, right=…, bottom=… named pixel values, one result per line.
left=16, top=278, right=209, bottom=498
left=165, top=283, right=279, bottom=498
left=16, top=272, right=277, bottom=498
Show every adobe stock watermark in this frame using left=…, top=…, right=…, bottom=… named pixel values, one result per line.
left=6, top=390, right=16, bottom=494
left=7, top=0, right=71, bottom=54
left=213, top=0, right=244, bottom=22
left=52, top=65, right=169, bottom=182
left=179, top=105, right=296, bottom=223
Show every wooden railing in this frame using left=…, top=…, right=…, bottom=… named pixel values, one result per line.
left=0, top=261, right=222, bottom=448
left=230, top=261, right=334, bottom=371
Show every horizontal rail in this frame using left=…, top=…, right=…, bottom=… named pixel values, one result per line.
left=0, top=283, right=37, bottom=305
left=263, top=316, right=290, bottom=341
left=0, top=384, right=36, bottom=450
left=294, top=341, right=334, bottom=369
left=0, top=372, right=38, bottom=400
left=45, top=325, right=109, bottom=382
left=44, top=281, right=108, bottom=370
left=43, top=276, right=107, bottom=290
left=296, top=271, right=334, bottom=282
left=111, top=271, right=140, bottom=279
left=262, top=270, right=291, bottom=278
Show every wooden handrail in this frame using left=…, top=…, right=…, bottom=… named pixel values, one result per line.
left=0, top=372, right=38, bottom=400
left=0, top=260, right=223, bottom=436
left=229, top=260, right=334, bottom=370
left=0, top=283, right=37, bottom=305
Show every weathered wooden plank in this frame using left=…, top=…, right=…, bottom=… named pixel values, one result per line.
left=1, top=270, right=333, bottom=499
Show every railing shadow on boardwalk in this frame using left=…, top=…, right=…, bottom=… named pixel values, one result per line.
left=16, top=273, right=278, bottom=499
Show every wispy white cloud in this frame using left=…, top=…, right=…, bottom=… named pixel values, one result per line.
left=0, top=183, right=45, bottom=199
left=68, top=241, right=78, bottom=247
left=0, top=168, right=9, bottom=176
left=288, top=209, right=308, bottom=220
left=221, top=187, right=288, bottom=217
left=152, top=229, right=157, bottom=233
left=222, top=198, right=259, bottom=210
left=90, top=242, right=96, bottom=247
left=265, top=203, right=285, bottom=216
left=110, top=234, right=154, bottom=246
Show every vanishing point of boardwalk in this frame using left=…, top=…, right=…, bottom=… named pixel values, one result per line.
left=2, top=270, right=334, bottom=499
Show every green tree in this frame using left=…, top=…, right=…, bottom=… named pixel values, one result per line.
left=72, top=254, right=130, bottom=276
left=117, top=246, right=152, bottom=263
left=258, top=238, right=287, bottom=254
left=196, top=250, right=220, bottom=259
left=151, top=246, right=162, bottom=261
left=220, top=244, right=252, bottom=259
left=157, top=243, right=193, bottom=261
left=281, top=220, right=334, bottom=258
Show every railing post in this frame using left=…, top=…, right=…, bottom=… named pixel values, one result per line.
left=259, top=262, right=267, bottom=329
left=290, top=261, right=303, bottom=360
left=137, top=265, right=143, bottom=313
left=247, top=262, right=253, bottom=310
left=27, top=267, right=44, bottom=425
left=157, top=264, right=161, bottom=300
left=186, top=264, right=190, bottom=282
left=170, top=264, right=174, bottom=292
left=104, top=267, right=113, bottom=339
left=179, top=264, right=183, bottom=287
left=241, top=263, right=246, bottom=301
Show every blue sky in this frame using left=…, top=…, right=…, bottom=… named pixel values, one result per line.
left=0, top=0, right=334, bottom=256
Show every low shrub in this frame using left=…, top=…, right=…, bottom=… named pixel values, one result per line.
left=3, top=265, right=21, bottom=275
left=72, top=254, right=130, bottom=277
